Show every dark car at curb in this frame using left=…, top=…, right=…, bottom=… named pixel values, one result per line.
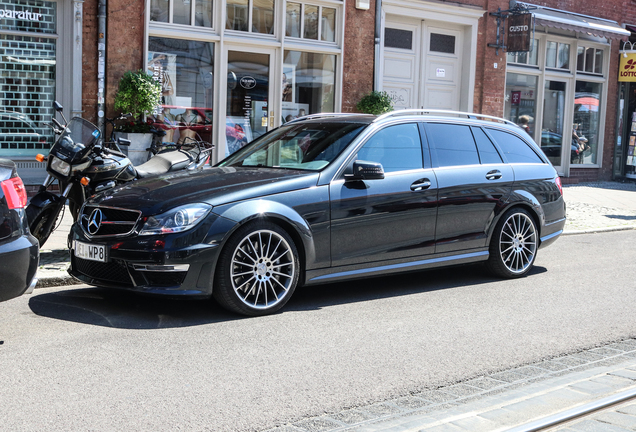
left=68, top=110, right=566, bottom=316
left=0, top=158, right=39, bottom=302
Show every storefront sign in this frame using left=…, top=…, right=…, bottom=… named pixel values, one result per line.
left=507, top=13, right=532, bottom=52
left=240, top=76, right=257, bottom=89
left=0, top=9, right=42, bottom=21
left=511, top=91, right=521, bottom=105
left=619, top=52, right=636, bottom=82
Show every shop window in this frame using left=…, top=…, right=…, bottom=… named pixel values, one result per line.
left=577, top=46, right=604, bottom=74
left=282, top=51, right=336, bottom=121
left=147, top=37, right=215, bottom=146
left=546, top=41, right=570, bottom=70
left=507, top=39, right=538, bottom=66
left=226, top=0, right=274, bottom=34
left=573, top=81, right=602, bottom=165
left=0, top=0, right=57, bottom=156
left=504, top=73, right=538, bottom=142
left=285, top=2, right=336, bottom=42
left=150, top=0, right=214, bottom=27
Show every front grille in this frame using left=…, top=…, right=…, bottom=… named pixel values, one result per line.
left=73, top=255, right=133, bottom=286
left=80, top=205, right=141, bottom=238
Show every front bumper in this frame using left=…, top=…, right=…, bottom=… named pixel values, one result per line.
left=68, top=221, right=222, bottom=297
left=0, top=233, right=39, bottom=302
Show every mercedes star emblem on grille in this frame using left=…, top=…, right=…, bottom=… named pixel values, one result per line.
left=88, top=208, right=103, bottom=235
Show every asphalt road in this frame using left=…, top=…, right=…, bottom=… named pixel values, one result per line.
left=2, top=230, right=636, bottom=431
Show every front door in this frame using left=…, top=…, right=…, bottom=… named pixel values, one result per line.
left=224, top=48, right=274, bottom=156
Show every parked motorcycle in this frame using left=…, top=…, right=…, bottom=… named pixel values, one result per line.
left=26, top=102, right=214, bottom=246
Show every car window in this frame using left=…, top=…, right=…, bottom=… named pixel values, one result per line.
left=486, top=128, right=544, bottom=164
left=471, top=127, right=503, bottom=164
left=219, top=122, right=367, bottom=171
left=426, top=123, right=479, bottom=167
left=356, top=123, right=423, bottom=173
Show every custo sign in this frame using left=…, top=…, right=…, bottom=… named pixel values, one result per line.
left=0, top=9, right=43, bottom=21
left=619, top=52, right=636, bottom=82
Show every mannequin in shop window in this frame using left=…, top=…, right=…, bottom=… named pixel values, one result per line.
left=177, top=108, right=203, bottom=144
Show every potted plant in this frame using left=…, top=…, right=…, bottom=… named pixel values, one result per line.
left=356, top=91, right=394, bottom=115
left=113, top=70, right=161, bottom=165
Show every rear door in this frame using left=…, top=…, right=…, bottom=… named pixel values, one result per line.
left=424, top=122, right=514, bottom=254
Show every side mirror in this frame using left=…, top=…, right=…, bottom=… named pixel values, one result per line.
left=344, top=160, right=385, bottom=181
left=118, top=138, right=131, bottom=147
left=54, top=101, right=63, bottom=112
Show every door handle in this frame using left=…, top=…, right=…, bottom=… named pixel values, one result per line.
left=410, top=178, right=432, bottom=191
left=486, top=170, right=502, bottom=180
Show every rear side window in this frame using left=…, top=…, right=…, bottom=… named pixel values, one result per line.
left=486, top=129, right=544, bottom=164
left=426, top=123, right=479, bottom=167
left=356, top=123, right=423, bottom=172
left=471, top=127, right=503, bottom=164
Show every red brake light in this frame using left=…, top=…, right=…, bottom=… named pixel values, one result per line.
left=555, top=176, right=563, bottom=196
left=1, top=177, right=28, bottom=209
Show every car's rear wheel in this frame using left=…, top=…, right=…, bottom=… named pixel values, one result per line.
left=486, top=208, right=538, bottom=278
left=213, top=221, right=299, bottom=316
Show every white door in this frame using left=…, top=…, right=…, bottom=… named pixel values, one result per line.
left=382, top=18, right=421, bottom=110
left=382, top=19, right=463, bottom=111
left=421, top=25, right=462, bottom=110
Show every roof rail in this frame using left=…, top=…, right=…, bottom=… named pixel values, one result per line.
left=285, top=113, right=367, bottom=124
left=375, top=109, right=518, bottom=127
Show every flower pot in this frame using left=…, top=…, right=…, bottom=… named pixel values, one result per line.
left=116, top=133, right=153, bottom=166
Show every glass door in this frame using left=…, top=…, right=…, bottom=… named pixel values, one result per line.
left=225, top=49, right=273, bottom=156
left=541, top=79, right=568, bottom=172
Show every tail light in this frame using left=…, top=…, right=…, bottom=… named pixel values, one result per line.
left=1, top=176, right=28, bottom=209
left=555, top=176, right=563, bottom=196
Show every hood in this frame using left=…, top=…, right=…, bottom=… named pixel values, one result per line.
left=88, top=166, right=319, bottom=215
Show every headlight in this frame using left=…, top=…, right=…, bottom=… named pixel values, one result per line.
left=139, top=203, right=212, bottom=236
left=50, top=156, right=71, bottom=176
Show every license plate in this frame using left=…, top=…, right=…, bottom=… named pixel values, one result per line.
left=74, top=240, right=108, bottom=263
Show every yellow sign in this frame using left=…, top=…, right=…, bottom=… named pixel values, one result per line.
left=619, top=52, right=636, bottom=82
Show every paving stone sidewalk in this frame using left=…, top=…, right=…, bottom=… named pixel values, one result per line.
left=263, top=340, right=636, bottom=432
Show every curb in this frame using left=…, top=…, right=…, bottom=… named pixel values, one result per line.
left=563, top=225, right=636, bottom=236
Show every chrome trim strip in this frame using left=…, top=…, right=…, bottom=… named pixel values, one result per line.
left=309, top=251, right=489, bottom=282
left=540, top=229, right=563, bottom=243
left=132, top=264, right=190, bottom=272
left=25, top=277, right=38, bottom=294
left=545, top=217, right=566, bottom=227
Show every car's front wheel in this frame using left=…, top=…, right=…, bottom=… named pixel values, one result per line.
left=213, top=221, right=299, bottom=316
left=486, top=207, right=538, bottom=278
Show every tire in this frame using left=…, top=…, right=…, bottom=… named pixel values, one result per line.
left=213, top=221, right=300, bottom=316
left=486, top=207, right=538, bottom=278
left=26, top=205, right=58, bottom=247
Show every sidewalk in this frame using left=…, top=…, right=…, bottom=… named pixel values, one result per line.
left=35, top=180, right=636, bottom=288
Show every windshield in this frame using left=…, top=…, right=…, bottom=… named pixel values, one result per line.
left=52, top=117, right=101, bottom=154
left=218, top=121, right=367, bottom=171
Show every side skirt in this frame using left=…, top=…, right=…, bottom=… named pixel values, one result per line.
left=304, top=250, right=489, bottom=285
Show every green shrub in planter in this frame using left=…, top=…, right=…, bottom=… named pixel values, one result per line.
left=114, top=70, right=161, bottom=133
left=356, top=91, right=394, bottom=115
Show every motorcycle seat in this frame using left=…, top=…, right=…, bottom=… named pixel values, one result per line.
left=135, top=150, right=194, bottom=178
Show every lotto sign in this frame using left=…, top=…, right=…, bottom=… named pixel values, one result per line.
left=619, top=53, right=636, bottom=82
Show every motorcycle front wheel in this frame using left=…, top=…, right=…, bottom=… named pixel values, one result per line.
left=26, top=205, right=59, bottom=247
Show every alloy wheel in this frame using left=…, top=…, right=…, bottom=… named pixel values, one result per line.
left=499, top=212, right=537, bottom=274
left=230, top=229, right=296, bottom=310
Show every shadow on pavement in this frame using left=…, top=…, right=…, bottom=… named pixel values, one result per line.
left=28, top=263, right=547, bottom=329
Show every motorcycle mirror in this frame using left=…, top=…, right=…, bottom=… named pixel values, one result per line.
left=53, top=101, right=63, bottom=112
left=118, top=138, right=131, bottom=147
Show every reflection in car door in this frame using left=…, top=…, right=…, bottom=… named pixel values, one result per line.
left=424, top=123, right=514, bottom=254
left=329, top=123, right=438, bottom=267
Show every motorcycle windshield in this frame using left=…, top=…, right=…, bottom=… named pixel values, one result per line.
left=60, top=117, right=101, bottom=149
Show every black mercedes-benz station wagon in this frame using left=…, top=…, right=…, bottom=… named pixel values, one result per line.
left=69, top=110, right=566, bottom=316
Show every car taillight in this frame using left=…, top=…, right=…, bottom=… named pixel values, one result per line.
left=555, top=176, right=563, bottom=196
left=1, top=176, right=28, bottom=209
